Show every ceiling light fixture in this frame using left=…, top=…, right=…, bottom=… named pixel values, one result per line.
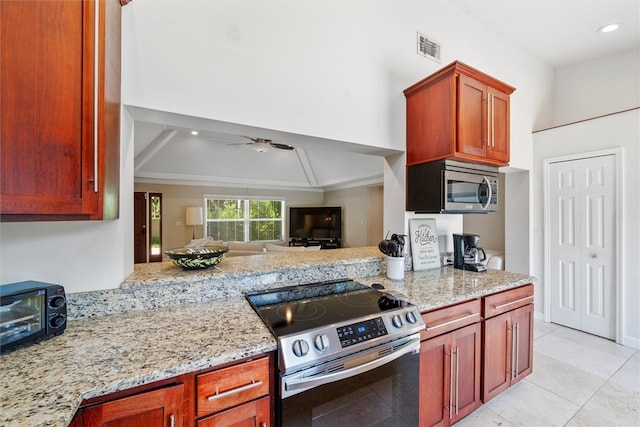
left=598, top=23, right=620, bottom=33
left=191, top=130, right=198, bottom=135
left=251, top=143, right=270, bottom=153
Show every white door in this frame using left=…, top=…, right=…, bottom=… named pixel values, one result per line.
left=549, top=155, right=616, bottom=339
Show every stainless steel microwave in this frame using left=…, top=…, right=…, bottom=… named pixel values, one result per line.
left=0, top=281, right=67, bottom=353
left=407, top=159, right=499, bottom=213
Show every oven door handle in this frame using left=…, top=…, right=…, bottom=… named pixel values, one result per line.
left=284, top=335, right=420, bottom=393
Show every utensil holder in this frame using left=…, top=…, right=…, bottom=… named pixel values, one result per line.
left=386, top=256, right=405, bottom=280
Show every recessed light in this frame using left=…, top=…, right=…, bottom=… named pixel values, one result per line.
left=598, top=23, right=620, bottom=33
left=191, top=130, right=198, bottom=135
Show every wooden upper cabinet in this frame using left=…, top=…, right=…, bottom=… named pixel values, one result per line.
left=0, top=0, right=122, bottom=221
left=404, top=61, right=515, bottom=167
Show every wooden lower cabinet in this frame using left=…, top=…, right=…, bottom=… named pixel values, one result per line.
left=196, top=396, right=270, bottom=427
left=71, top=353, right=274, bottom=427
left=420, top=322, right=481, bottom=426
left=482, top=303, right=533, bottom=402
left=82, top=383, right=184, bottom=426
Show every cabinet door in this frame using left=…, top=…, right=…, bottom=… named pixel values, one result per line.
left=457, top=73, right=487, bottom=159
left=196, top=396, right=270, bottom=427
left=0, top=0, right=97, bottom=216
left=487, top=87, right=510, bottom=164
left=83, top=383, right=184, bottom=427
left=512, top=304, right=534, bottom=382
left=419, top=333, right=451, bottom=427
left=0, top=0, right=121, bottom=221
left=482, top=311, right=512, bottom=403
left=449, top=323, right=481, bottom=424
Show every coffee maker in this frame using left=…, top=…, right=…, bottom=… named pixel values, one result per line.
left=453, top=233, right=487, bottom=273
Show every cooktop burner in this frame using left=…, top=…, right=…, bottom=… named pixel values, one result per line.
left=245, top=280, right=410, bottom=337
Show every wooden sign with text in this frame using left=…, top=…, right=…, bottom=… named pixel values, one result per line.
left=409, top=218, right=441, bottom=270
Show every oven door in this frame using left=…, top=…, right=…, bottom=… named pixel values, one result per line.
left=444, top=170, right=497, bottom=213
left=0, top=289, right=45, bottom=351
left=279, top=334, right=420, bottom=426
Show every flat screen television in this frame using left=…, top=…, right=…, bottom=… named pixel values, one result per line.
left=289, top=206, right=342, bottom=240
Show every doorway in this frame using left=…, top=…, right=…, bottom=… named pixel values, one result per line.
left=544, top=149, right=621, bottom=341
left=133, top=192, right=163, bottom=263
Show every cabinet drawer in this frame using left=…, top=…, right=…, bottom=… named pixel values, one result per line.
left=197, top=396, right=270, bottom=427
left=197, top=357, right=270, bottom=417
left=421, top=299, right=481, bottom=340
left=483, top=284, right=533, bottom=319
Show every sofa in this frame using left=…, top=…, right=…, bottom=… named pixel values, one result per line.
left=186, top=237, right=321, bottom=257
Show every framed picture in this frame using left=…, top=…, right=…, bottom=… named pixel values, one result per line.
left=409, top=218, right=441, bottom=270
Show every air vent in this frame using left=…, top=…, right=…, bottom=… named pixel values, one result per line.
left=417, top=32, right=441, bottom=63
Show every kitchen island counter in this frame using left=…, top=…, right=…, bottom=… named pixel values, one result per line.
left=0, top=247, right=534, bottom=426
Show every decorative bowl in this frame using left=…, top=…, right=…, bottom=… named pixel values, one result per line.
left=165, top=246, right=229, bottom=270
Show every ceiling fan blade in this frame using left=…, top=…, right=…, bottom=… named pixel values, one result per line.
left=270, top=142, right=294, bottom=150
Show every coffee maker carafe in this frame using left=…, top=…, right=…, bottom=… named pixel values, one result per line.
left=453, top=233, right=487, bottom=273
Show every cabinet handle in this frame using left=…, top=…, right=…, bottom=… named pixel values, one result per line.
left=260, top=423, right=267, bottom=427
left=92, top=0, right=99, bottom=192
left=169, top=414, right=175, bottom=427
left=455, top=346, right=460, bottom=416
left=207, top=379, right=263, bottom=401
left=510, top=324, right=516, bottom=380
left=494, top=296, right=533, bottom=310
left=490, top=93, right=495, bottom=147
left=515, top=323, right=520, bottom=378
left=484, top=96, right=489, bottom=148
left=449, top=349, right=454, bottom=419
left=425, top=313, right=479, bottom=332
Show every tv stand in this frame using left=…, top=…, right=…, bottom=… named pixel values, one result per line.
left=289, top=238, right=342, bottom=249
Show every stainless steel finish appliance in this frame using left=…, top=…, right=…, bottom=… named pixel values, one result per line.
left=453, top=233, right=488, bottom=273
left=407, top=159, right=499, bottom=213
left=0, top=281, right=67, bottom=353
left=246, top=279, right=425, bottom=426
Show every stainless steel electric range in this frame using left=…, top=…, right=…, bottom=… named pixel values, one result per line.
left=246, top=279, right=425, bottom=426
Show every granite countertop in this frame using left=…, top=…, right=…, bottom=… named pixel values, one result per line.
left=0, top=247, right=534, bottom=426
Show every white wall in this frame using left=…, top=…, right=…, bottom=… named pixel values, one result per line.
left=551, top=49, right=640, bottom=126
left=0, top=110, right=136, bottom=294
left=532, top=49, right=640, bottom=348
left=324, top=185, right=383, bottom=248
left=532, top=110, right=639, bottom=348
left=1, top=1, right=555, bottom=293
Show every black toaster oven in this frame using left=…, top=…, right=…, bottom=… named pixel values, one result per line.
left=0, top=281, right=67, bottom=353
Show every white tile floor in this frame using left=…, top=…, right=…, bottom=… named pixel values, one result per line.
left=457, top=320, right=640, bottom=427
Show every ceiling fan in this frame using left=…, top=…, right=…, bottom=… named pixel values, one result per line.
left=231, top=137, right=294, bottom=152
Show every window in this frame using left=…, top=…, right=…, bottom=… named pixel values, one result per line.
left=204, top=197, right=284, bottom=242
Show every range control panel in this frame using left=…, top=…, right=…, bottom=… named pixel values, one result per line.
left=337, top=317, right=388, bottom=348
left=278, top=306, right=425, bottom=375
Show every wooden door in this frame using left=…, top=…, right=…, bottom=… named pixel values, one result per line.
left=83, top=383, right=183, bottom=426
left=457, top=74, right=486, bottom=158
left=449, top=323, right=481, bottom=424
left=419, top=333, right=450, bottom=427
left=134, top=192, right=147, bottom=263
left=481, top=311, right=511, bottom=403
left=549, top=155, right=616, bottom=339
left=487, top=87, right=510, bottom=163
left=196, top=396, right=270, bottom=427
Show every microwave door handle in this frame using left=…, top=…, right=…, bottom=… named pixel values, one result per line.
left=481, top=176, right=493, bottom=211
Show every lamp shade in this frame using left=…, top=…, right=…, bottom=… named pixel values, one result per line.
left=185, top=207, right=203, bottom=226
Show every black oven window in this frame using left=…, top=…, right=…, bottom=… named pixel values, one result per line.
left=0, top=291, right=44, bottom=347
left=281, top=350, right=419, bottom=426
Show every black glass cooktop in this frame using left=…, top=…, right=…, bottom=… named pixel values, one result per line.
left=245, top=279, right=410, bottom=337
